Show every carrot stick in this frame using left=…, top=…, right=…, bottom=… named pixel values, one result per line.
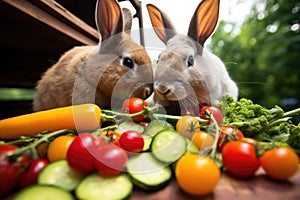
left=0, top=104, right=102, bottom=139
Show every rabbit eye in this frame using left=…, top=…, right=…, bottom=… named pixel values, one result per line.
left=187, top=56, right=194, bottom=67
left=122, top=56, right=134, bottom=69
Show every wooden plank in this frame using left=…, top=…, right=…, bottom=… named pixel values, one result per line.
left=2, top=0, right=99, bottom=45
left=30, top=0, right=99, bottom=41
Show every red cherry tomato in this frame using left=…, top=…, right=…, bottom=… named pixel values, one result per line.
left=119, top=130, right=144, bottom=153
left=199, top=106, right=223, bottom=125
left=19, top=158, right=49, bottom=188
left=67, top=133, right=102, bottom=174
left=217, top=126, right=244, bottom=152
left=122, top=98, right=147, bottom=122
left=0, top=144, right=30, bottom=197
left=0, top=144, right=30, bottom=167
left=222, top=140, right=261, bottom=178
left=95, top=144, right=128, bottom=176
left=0, top=160, right=22, bottom=197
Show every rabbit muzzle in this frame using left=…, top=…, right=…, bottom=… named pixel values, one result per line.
left=154, top=84, right=173, bottom=100
left=154, top=64, right=192, bottom=101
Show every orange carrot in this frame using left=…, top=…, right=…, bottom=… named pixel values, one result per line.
left=0, top=104, right=102, bottom=139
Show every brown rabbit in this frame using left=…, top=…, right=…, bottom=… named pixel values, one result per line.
left=33, top=0, right=153, bottom=111
left=146, top=0, right=238, bottom=114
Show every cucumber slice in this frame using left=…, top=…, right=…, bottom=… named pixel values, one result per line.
left=143, top=119, right=174, bottom=137
left=76, top=173, right=132, bottom=200
left=151, top=130, right=187, bottom=163
left=185, top=138, right=200, bottom=153
left=38, top=159, right=85, bottom=191
left=115, top=121, right=144, bottom=134
left=14, top=185, right=73, bottom=200
left=142, top=134, right=152, bottom=151
left=127, top=153, right=172, bottom=191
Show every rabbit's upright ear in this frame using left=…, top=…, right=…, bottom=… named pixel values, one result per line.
left=122, top=8, right=133, bottom=32
left=187, top=0, right=220, bottom=46
left=96, top=0, right=124, bottom=42
left=146, top=4, right=176, bottom=44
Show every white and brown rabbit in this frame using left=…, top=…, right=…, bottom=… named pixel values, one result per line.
left=33, top=0, right=153, bottom=111
left=146, top=0, right=238, bottom=114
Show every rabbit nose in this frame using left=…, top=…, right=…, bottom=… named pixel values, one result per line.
left=156, top=84, right=168, bottom=93
left=155, top=84, right=172, bottom=99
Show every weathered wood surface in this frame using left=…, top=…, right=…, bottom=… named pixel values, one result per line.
left=131, top=168, right=300, bottom=200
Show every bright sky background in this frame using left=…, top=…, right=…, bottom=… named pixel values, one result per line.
left=121, top=0, right=256, bottom=33
left=119, top=0, right=256, bottom=58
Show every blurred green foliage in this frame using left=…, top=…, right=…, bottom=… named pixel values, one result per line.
left=0, top=88, right=35, bottom=100
left=209, top=0, right=300, bottom=111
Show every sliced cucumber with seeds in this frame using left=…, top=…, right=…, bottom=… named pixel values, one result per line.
left=151, top=130, right=187, bottom=163
left=127, top=153, right=172, bottom=191
left=76, top=173, right=132, bottom=200
left=14, top=185, right=73, bottom=200
left=143, top=119, right=174, bottom=137
left=38, top=159, right=85, bottom=191
left=115, top=121, right=144, bottom=134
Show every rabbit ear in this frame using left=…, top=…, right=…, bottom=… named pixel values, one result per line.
left=122, top=8, right=133, bottom=32
left=146, top=4, right=176, bottom=44
left=96, top=0, right=124, bottom=42
left=187, top=0, right=220, bottom=46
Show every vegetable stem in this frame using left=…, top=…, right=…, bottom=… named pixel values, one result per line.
left=268, top=117, right=292, bottom=128
left=103, top=106, right=209, bottom=125
left=206, top=113, right=220, bottom=161
left=9, top=129, right=73, bottom=160
left=152, top=113, right=208, bottom=125
left=281, top=108, right=300, bottom=119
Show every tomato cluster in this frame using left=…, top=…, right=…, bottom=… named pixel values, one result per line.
left=0, top=144, right=48, bottom=197
left=66, top=131, right=144, bottom=176
left=176, top=104, right=299, bottom=183
left=222, top=140, right=299, bottom=180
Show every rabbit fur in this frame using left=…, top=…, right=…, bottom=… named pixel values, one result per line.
left=33, top=0, right=153, bottom=111
left=146, top=0, right=238, bottom=113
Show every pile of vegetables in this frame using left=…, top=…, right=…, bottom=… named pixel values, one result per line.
left=217, top=95, right=300, bottom=151
left=0, top=96, right=299, bottom=199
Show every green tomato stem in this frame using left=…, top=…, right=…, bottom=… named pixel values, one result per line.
left=9, top=129, right=73, bottom=160
left=152, top=112, right=208, bottom=125
left=91, top=125, right=118, bottom=137
left=103, top=105, right=209, bottom=125
left=207, top=113, right=221, bottom=161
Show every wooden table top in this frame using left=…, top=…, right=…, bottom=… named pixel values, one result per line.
left=131, top=168, right=300, bottom=200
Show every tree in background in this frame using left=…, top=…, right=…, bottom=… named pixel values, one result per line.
left=210, top=0, right=300, bottom=111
